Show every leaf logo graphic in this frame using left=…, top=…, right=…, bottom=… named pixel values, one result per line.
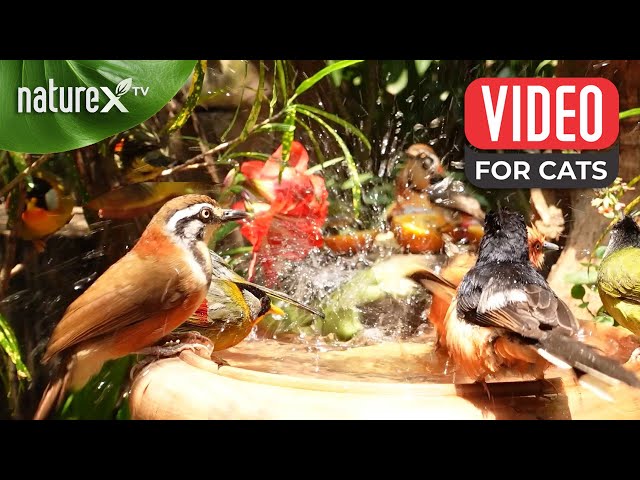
left=115, top=78, right=132, bottom=97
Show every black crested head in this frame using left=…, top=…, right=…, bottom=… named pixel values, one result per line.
left=477, top=208, right=529, bottom=264
left=604, top=215, right=640, bottom=258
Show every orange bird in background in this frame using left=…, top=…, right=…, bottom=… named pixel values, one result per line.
left=388, top=144, right=485, bottom=253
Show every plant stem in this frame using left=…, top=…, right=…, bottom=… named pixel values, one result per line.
left=190, top=112, right=221, bottom=183
left=0, top=179, right=25, bottom=297
left=161, top=109, right=288, bottom=177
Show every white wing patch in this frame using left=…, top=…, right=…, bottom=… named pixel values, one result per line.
left=477, top=288, right=528, bottom=313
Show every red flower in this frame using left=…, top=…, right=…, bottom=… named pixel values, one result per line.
left=233, top=141, right=328, bottom=284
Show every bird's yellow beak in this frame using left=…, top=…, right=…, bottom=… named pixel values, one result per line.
left=268, top=304, right=286, bottom=317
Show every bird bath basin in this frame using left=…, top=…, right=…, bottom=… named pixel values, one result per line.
left=129, top=322, right=640, bottom=420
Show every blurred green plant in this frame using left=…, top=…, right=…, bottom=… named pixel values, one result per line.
left=56, top=356, right=133, bottom=420
left=172, top=60, right=371, bottom=218
left=564, top=245, right=616, bottom=325
left=587, top=108, right=640, bottom=267
left=0, top=313, right=30, bottom=383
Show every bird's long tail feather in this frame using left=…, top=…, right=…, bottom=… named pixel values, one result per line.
left=538, top=333, right=640, bottom=390
left=412, top=269, right=458, bottom=302
left=240, top=280, right=325, bottom=319
left=33, top=363, right=72, bottom=420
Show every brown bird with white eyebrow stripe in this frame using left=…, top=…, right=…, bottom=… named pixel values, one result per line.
left=34, top=194, right=249, bottom=419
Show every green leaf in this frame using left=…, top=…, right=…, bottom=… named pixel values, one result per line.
left=296, top=108, right=361, bottom=218
left=221, top=61, right=249, bottom=142
left=212, top=221, right=239, bottom=247
left=254, top=122, right=296, bottom=133
left=294, top=104, right=371, bottom=151
left=294, top=118, right=326, bottom=164
left=386, top=69, right=409, bottom=95
left=276, top=60, right=288, bottom=105
left=0, top=60, right=197, bottom=153
left=305, top=156, right=344, bottom=175
left=269, top=61, right=279, bottom=117
left=224, top=151, right=271, bottom=161
left=571, top=284, right=586, bottom=300
left=280, top=109, right=297, bottom=170
left=620, top=108, right=640, bottom=120
left=564, top=269, right=598, bottom=286
left=327, top=60, right=344, bottom=86
left=341, top=172, right=374, bottom=190
left=164, top=60, right=206, bottom=135
left=534, top=60, right=556, bottom=76
left=291, top=60, right=363, bottom=100
left=240, top=61, right=265, bottom=137
left=594, top=315, right=615, bottom=326
left=578, top=302, right=590, bottom=309
left=415, top=60, right=432, bottom=76
left=595, top=245, right=607, bottom=259
left=218, top=246, right=253, bottom=257
left=57, top=356, right=132, bottom=419
left=0, top=313, right=30, bottom=380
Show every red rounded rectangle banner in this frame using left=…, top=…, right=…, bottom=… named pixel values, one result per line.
left=464, top=77, right=619, bottom=150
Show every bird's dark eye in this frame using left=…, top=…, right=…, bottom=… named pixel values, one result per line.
left=200, top=208, right=212, bottom=221
left=535, top=243, right=541, bottom=250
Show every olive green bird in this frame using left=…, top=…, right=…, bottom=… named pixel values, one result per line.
left=178, top=251, right=324, bottom=351
left=598, top=215, right=640, bottom=338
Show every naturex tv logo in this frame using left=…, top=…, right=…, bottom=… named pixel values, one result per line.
left=464, top=78, right=619, bottom=188
left=17, top=78, right=149, bottom=114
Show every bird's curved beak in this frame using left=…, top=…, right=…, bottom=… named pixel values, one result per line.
left=221, top=209, right=252, bottom=222
left=543, top=241, right=560, bottom=251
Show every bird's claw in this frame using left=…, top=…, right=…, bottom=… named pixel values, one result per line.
left=136, top=331, right=215, bottom=360
left=211, top=355, right=230, bottom=367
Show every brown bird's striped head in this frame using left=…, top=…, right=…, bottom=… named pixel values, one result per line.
left=148, top=194, right=249, bottom=244
left=139, top=194, right=250, bottom=286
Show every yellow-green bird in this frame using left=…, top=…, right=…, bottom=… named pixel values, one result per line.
left=179, top=250, right=324, bottom=351
left=598, top=215, right=640, bottom=337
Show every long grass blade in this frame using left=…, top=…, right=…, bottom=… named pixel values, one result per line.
left=164, top=60, right=206, bottom=135
left=620, top=108, right=640, bottom=120
left=0, top=313, right=30, bottom=380
left=240, top=61, right=265, bottom=137
left=295, top=104, right=371, bottom=151
left=297, top=108, right=361, bottom=217
left=294, top=118, right=326, bottom=164
left=290, top=60, right=363, bottom=102
left=276, top=60, right=288, bottom=105
left=221, top=61, right=249, bottom=142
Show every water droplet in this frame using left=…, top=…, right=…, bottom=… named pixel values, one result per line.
left=451, top=180, right=465, bottom=193
left=429, top=117, right=442, bottom=128
left=73, top=273, right=97, bottom=291
left=406, top=95, right=415, bottom=103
